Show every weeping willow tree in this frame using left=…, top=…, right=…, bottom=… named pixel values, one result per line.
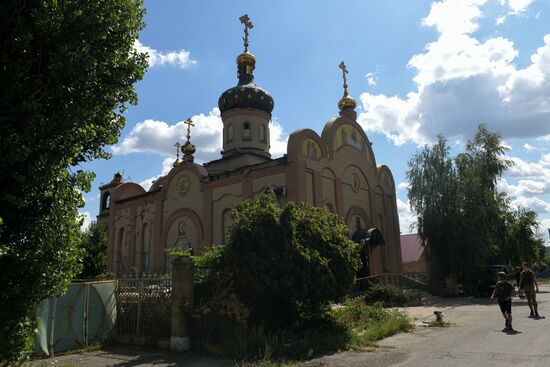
left=406, top=124, right=540, bottom=293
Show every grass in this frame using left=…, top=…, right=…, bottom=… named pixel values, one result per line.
left=196, top=298, right=413, bottom=364
left=425, top=319, right=452, bottom=327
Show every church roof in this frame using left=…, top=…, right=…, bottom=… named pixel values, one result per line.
left=218, top=82, right=274, bottom=114
left=400, top=233, right=424, bottom=263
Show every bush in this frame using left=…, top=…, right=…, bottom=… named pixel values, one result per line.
left=225, top=188, right=360, bottom=329
left=365, top=283, right=412, bottom=306
left=333, top=298, right=413, bottom=343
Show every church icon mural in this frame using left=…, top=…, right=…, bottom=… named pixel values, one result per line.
left=301, top=138, right=322, bottom=160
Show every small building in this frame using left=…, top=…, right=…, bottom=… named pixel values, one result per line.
left=97, top=17, right=403, bottom=277
left=400, top=233, right=427, bottom=276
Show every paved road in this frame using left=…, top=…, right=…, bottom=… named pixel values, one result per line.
left=306, top=283, right=550, bottom=367
left=34, top=284, right=550, bottom=367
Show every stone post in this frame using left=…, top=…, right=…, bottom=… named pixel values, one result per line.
left=170, top=256, right=194, bottom=352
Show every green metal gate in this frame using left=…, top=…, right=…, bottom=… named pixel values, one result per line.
left=33, top=280, right=117, bottom=357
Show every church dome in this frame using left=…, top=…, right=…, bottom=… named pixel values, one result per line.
left=218, top=83, right=274, bottom=114
left=218, top=51, right=274, bottom=115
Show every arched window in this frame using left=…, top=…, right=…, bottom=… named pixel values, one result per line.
left=141, top=223, right=151, bottom=274
left=227, top=124, right=234, bottom=142
left=260, top=124, right=266, bottom=142
left=102, top=192, right=111, bottom=210
left=116, top=227, right=125, bottom=276
left=243, top=122, right=251, bottom=140
left=355, top=216, right=361, bottom=231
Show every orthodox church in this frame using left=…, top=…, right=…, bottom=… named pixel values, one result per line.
left=97, top=15, right=403, bottom=276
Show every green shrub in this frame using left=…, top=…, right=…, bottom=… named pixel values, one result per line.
left=332, top=298, right=413, bottom=343
left=226, top=188, right=360, bottom=329
left=0, top=317, right=34, bottom=366
left=365, top=283, right=412, bottom=306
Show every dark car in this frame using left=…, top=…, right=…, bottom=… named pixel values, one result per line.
left=478, top=265, right=514, bottom=296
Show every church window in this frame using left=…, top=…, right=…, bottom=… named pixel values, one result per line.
left=102, top=192, right=111, bottom=210
left=116, top=227, right=125, bottom=275
left=227, top=124, right=234, bottom=142
left=243, top=122, right=251, bottom=140
left=260, top=124, right=266, bottom=142
left=355, top=216, right=361, bottom=231
left=142, top=223, right=150, bottom=274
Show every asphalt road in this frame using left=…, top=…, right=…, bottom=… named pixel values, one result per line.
left=306, top=283, right=550, bottom=367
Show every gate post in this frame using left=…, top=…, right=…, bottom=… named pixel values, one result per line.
left=170, top=256, right=194, bottom=352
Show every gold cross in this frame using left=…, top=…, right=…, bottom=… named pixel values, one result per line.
left=184, top=117, right=194, bottom=142
left=339, top=61, right=349, bottom=97
left=239, top=14, right=254, bottom=53
left=174, top=141, right=181, bottom=159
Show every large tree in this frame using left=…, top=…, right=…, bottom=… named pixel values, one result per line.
left=407, top=135, right=459, bottom=288
left=0, top=0, right=147, bottom=362
left=406, top=125, right=537, bottom=293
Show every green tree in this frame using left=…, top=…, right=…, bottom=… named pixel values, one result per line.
left=407, top=135, right=459, bottom=288
left=0, top=0, right=147, bottom=362
left=408, top=125, right=513, bottom=292
left=225, top=188, right=360, bottom=329
left=502, top=207, right=546, bottom=265
left=78, top=221, right=108, bottom=279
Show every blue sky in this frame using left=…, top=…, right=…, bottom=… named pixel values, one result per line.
left=80, top=0, right=550, bottom=243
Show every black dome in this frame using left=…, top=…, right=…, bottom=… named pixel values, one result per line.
left=218, top=82, right=274, bottom=114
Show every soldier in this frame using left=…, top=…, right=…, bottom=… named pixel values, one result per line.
left=519, top=262, right=541, bottom=318
left=491, top=272, right=515, bottom=332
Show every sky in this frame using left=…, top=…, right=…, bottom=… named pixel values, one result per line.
left=80, top=0, right=550, bottom=244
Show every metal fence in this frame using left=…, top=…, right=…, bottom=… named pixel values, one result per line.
left=350, top=273, right=427, bottom=299
left=116, top=275, right=172, bottom=340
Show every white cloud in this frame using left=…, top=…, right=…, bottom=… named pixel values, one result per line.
left=505, top=156, right=547, bottom=177
left=397, top=198, right=416, bottom=234
left=357, top=0, right=550, bottom=146
left=79, top=211, right=92, bottom=231
left=120, top=109, right=290, bottom=190
left=113, top=108, right=223, bottom=162
left=365, top=72, right=378, bottom=86
left=134, top=40, right=196, bottom=69
left=524, top=143, right=535, bottom=151
left=114, top=107, right=289, bottom=163
left=507, top=0, right=532, bottom=14
left=496, top=0, right=533, bottom=24
left=139, top=157, right=175, bottom=191
left=398, top=182, right=410, bottom=191
left=511, top=196, right=550, bottom=213
left=270, top=120, right=289, bottom=158
left=422, top=0, right=486, bottom=36
left=540, top=218, right=550, bottom=235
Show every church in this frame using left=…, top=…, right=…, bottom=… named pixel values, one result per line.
left=97, top=15, right=403, bottom=276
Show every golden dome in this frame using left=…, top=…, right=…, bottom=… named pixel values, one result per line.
left=338, top=95, right=357, bottom=111
left=237, top=51, right=256, bottom=67
left=182, top=141, right=196, bottom=155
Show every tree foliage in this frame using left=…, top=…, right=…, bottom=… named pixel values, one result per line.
left=407, top=124, right=543, bottom=293
left=78, top=221, right=108, bottom=279
left=223, top=188, right=360, bottom=329
left=0, top=0, right=147, bottom=362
